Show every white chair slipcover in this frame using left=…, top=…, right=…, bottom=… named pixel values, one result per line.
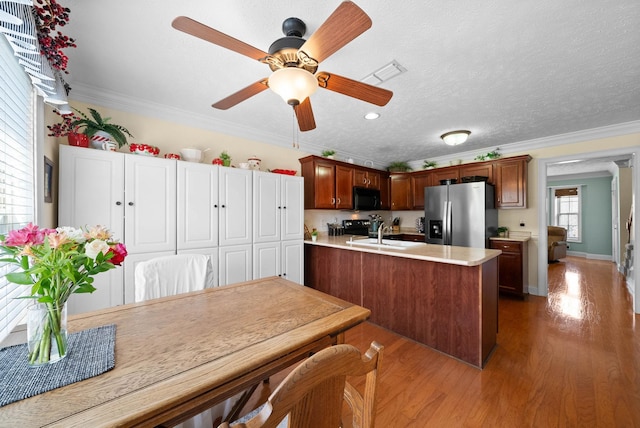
left=134, top=253, right=215, bottom=302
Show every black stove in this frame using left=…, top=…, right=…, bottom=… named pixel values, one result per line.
left=342, top=219, right=371, bottom=236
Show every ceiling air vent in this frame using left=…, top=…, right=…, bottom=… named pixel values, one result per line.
left=361, top=60, right=407, bottom=86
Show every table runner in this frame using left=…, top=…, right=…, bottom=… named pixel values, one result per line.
left=0, top=324, right=116, bottom=407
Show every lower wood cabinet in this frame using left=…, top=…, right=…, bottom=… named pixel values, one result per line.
left=304, top=243, right=498, bottom=368
left=490, top=239, right=529, bottom=298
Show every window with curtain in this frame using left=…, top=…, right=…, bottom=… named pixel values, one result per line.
left=0, top=34, right=35, bottom=343
left=553, top=187, right=581, bottom=242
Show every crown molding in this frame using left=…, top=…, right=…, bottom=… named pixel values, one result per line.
left=69, top=82, right=639, bottom=172
left=414, top=120, right=640, bottom=168
left=68, top=82, right=332, bottom=153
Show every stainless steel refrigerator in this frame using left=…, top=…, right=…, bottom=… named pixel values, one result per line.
left=424, top=182, right=497, bottom=248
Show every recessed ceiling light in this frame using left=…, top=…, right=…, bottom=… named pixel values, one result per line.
left=364, top=112, right=380, bottom=120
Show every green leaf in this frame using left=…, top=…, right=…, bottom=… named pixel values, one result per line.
left=6, top=272, right=34, bottom=285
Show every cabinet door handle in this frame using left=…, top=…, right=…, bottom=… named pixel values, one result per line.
left=283, top=206, right=287, bottom=209
left=214, top=204, right=218, bottom=208
left=116, top=201, right=122, bottom=206
left=278, top=206, right=282, bottom=209
left=221, top=204, right=226, bottom=208
left=128, top=202, right=134, bottom=206
left=331, top=198, right=335, bottom=204
left=337, top=198, right=341, bottom=204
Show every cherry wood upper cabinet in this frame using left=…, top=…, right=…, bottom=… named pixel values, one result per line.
left=354, top=168, right=381, bottom=190
left=300, top=155, right=389, bottom=210
left=390, top=174, right=412, bottom=210
left=493, top=155, right=531, bottom=208
left=430, top=168, right=460, bottom=185
left=300, top=157, right=337, bottom=209
left=460, top=163, right=493, bottom=183
left=335, top=165, right=354, bottom=209
left=411, top=172, right=431, bottom=209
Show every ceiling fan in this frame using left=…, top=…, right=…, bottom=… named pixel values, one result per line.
left=171, top=1, right=393, bottom=132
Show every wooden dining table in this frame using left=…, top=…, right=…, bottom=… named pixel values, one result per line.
left=0, top=276, right=370, bottom=427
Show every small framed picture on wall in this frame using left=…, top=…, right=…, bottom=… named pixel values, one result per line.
left=44, top=156, right=53, bottom=203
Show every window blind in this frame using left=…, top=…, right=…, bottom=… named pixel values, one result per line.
left=555, top=188, right=578, bottom=197
left=0, top=33, right=34, bottom=343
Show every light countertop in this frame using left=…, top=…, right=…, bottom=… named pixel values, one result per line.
left=489, top=231, right=532, bottom=243
left=306, top=235, right=501, bottom=267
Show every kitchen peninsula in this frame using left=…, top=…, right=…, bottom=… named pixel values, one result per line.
left=305, top=236, right=502, bottom=368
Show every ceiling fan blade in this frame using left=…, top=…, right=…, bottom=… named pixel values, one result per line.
left=294, top=98, right=316, bottom=131
left=298, top=1, right=372, bottom=64
left=317, top=72, right=392, bottom=106
left=172, top=16, right=269, bottom=61
left=212, top=79, right=269, bottom=110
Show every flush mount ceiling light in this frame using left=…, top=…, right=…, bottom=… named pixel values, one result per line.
left=364, top=112, right=380, bottom=120
left=268, top=67, right=318, bottom=106
left=441, top=130, right=471, bottom=146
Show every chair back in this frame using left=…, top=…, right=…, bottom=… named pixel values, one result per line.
left=548, top=226, right=567, bottom=242
left=222, top=341, right=383, bottom=428
left=134, top=254, right=215, bottom=302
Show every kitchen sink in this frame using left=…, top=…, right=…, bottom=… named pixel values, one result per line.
left=346, top=238, right=424, bottom=250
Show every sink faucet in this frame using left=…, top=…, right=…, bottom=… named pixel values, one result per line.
left=377, top=222, right=385, bottom=244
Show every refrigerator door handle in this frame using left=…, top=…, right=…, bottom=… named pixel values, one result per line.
left=442, top=203, right=448, bottom=244
left=447, top=201, right=453, bottom=245
left=444, top=200, right=452, bottom=245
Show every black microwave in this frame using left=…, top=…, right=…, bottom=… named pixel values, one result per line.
left=353, top=187, right=381, bottom=211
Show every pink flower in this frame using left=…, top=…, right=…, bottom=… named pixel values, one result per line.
left=3, top=223, right=55, bottom=246
left=84, top=225, right=112, bottom=241
left=47, top=231, right=71, bottom=249
left=107, top=243, right=127, bottom=266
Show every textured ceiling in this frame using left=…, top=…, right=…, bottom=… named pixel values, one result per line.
left=61, top=0, right=640, bottom=170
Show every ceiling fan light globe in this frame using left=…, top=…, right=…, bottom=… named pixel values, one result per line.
left=268, top=67, right=318, bottom=106
left=441, top=130, right=471, bottom=146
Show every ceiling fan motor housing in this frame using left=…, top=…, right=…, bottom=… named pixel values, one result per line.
left=267, top=17, right=317, bottom=73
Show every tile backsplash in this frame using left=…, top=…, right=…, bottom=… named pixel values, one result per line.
left=304, top=210, right=425, bottom=235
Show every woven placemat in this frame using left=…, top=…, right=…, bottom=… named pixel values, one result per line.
left=0, top=324, right=116, bottom=407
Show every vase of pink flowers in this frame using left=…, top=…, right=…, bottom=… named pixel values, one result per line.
left=0, top=224, right=127, bottom=365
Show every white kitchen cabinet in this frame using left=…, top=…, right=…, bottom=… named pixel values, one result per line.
left=58, top=145, right=177, bottom=315
left=253, top=172, right=304, bottom=243
left=253, top=172, right=281, bottom=243
left=253, top=242, right=280, bottom=279
left=281, top=240, right=304, bottom=284
left=280, top=175, right=304, bottom=241
left=219, top=244, right=252, bottom=286
left=253, top=240, right=304, bottom=285
left=219, top=167, right=252, bottom=246
left=59, top=146, right=125, bottom=241
left=59, top=146, right=126, bottom=315
left=252, top=171, right=304, bottom=284
left=124, top=155, right=177, bottom=253
left=177, top=162, right=219, bottom=250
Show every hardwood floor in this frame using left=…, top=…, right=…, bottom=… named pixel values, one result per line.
left=239, top=256, right=640, bottom=427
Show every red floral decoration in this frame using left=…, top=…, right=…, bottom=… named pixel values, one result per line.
left=33, top=0, right=76, bottom=72
left=47, top=109, right=80, bottom=137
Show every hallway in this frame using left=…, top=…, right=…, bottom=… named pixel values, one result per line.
left=242, top=256, right=640, bottom=426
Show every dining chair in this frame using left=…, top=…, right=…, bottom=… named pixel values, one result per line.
left=134, top=253, right=245, bottom=428
left=134, top=253, right=215, bottom=302
left=220, top=341, right=384, bottom=428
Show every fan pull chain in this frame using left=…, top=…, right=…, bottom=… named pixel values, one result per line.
left=292, top=109, right=299, bottom=149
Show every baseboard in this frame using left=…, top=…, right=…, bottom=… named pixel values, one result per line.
left=566, top=251, right=613, bottom=261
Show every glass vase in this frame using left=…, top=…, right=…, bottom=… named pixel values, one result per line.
left=27, top=302, right=68, bottom=366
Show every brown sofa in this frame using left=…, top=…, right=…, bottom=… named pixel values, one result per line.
left=548, top=226, right=568, bottom=262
